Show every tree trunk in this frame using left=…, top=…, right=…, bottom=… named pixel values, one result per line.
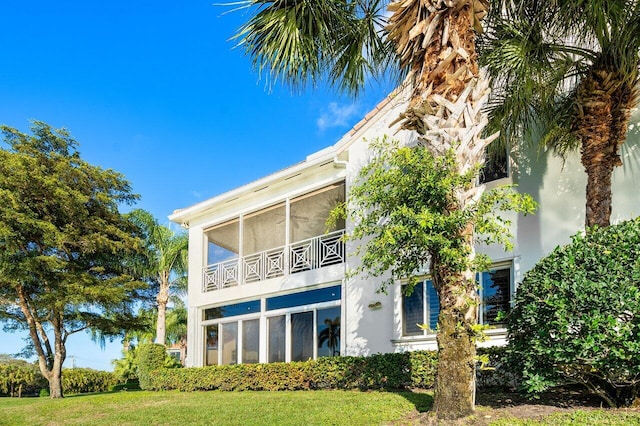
left=48, top=325, right=67, bottom=398
left=433, top=309, right=477, bottom=418
left=49, top=368, right=63, bottom=399
left=386, top=0, right=491, bottom=420
left=575, top=69, right=633, bottom=229
left=179, top=336, right=187, bottom=366
left=155, top=271, right=170, bottom=346
left=431, top=241, right=479, bottom=419
left=17, top=284, right=65, bottom=398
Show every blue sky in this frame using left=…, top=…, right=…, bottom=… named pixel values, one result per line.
left=0, top=1, right=394, bottom=370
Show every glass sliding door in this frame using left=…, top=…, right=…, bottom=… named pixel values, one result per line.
left=267, top=315, right=286, bottom=363
left=221, top=322, right=238, bottom=365
left=291, top=311, right=313, bottom=361
left=317, top=307, right=340, bottom=357
left=205, top=324, right=219, bottom=366
left=242, top=319, right=260, bottom=364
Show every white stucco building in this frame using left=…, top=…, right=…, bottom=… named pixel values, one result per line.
left=169, top=91, right=640, bottom=368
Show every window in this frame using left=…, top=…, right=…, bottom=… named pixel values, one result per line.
left=205, top=324, right=218, bottom=365
left=401, top=280, right=439, bottom=337
left=243, top=203, right=286, bottom=255
left=291, top=312, right=314, bottom=361
left=400, top=264, right=513, bottom=337
left=242, top=319, right=260, bottom=364
left=290, top=183, right=345, bottom=242
left=204, top=300, right=260, bottom=320
left=266, top=285, right=341, bottom=311
left=480, top=144, right=509, bottom=183
left=317, top=306, right=341, bottom=357
left=205, top=219, right=239, bottom=265
left=203, top=284, right=341, bottom=365
left=221, top=322, right=238, bottom=365
left=268, top=315, right=286, bottom=363
left=204, top=300, right=260, bottom=366
left=266, top=286, right=341, bottom=362
left=479, top=266, right=512, bottom=326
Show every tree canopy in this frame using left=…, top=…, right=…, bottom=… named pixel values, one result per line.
left=0, top=121, right=150, bottom=398
left=480, top=0, right=640, bottom=228
left=340, top=137, right=536, bottom=291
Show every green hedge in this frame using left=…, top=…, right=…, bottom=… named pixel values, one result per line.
left=62, top=368, right=120, bottom=395
left=137, top=343, right=171, bottom=390
left=142, top=351, right=440, bottom=392
left=141, top=348, right=514, bottom=393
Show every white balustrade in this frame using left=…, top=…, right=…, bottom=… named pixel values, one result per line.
left=202, top=230, right=345, bottom=292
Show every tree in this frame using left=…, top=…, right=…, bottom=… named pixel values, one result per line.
left=0, top=121, right=149, bottom=398
left=0, top=357, right=45, bottom=397
left=231, top=0, right=501, bottom=418
left=481, top=0, right=640, bottom=228
left=507, top=217, right=640, bottom=408
left=127, top=209, right=188, bottom=347
left=337, top=138, right=534, bottom=418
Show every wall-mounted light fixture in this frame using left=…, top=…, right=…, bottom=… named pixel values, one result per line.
left=368, top=301, right=382, bottom=310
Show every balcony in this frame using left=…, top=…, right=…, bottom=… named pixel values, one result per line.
left=203, top=230, right=345, bottom=292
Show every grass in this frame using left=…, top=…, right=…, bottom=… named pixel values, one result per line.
left=489, top=410, right=640, bottom=425
left=2, top=390, right=640, bottom=425
left=0, top=390, right=432, bottom=426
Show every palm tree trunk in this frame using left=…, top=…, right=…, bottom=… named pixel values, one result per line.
left=387, top=0, right=492, bottom=419
left=155, top=272, right=170, bottom=346
left=576, top=69, right=634, bottom=229
left=432, top=254, right=478, bottom=419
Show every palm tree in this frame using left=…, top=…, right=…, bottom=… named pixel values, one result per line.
left=481, top=0, right=640, bottom=229
left=127, top=209, right=188, bottom=346
left=230, top=1, right=496, bottom=419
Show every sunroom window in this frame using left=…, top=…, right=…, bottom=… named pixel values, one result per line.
left=243, top=203, right=286, bottom=255
left=289, top=182, right=345, bottom=242
left=203, top=285, right=341, bottom=365
left=205, top=219, right=239, bottom=265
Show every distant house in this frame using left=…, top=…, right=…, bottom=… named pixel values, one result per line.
left=169, top=90, right=640, bottom=368
left=166, top=343, right=185, bottom=366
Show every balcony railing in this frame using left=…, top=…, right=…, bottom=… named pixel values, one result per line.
left=203, top=230, right=345, bottom=292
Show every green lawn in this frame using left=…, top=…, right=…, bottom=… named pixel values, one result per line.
left=2, top=390, right=640, bottom=425
left=0, top=390, right=432, bottom=426
left=490, top=410, right=640, bottom=426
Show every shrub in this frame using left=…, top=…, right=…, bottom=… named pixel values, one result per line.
left=476, top=346, right=516, bottom=389
left=62, top=368, right=120, bottom=394
left=507, top=217, right=640, bottom=407
left=136, top=343, right=181, bottom=390
left=112, top=346, right=138, bottom=382
left=144, top=351, right=439, bottom=392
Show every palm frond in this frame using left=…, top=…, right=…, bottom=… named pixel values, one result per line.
left=230, top=0, right=394, bottom=94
